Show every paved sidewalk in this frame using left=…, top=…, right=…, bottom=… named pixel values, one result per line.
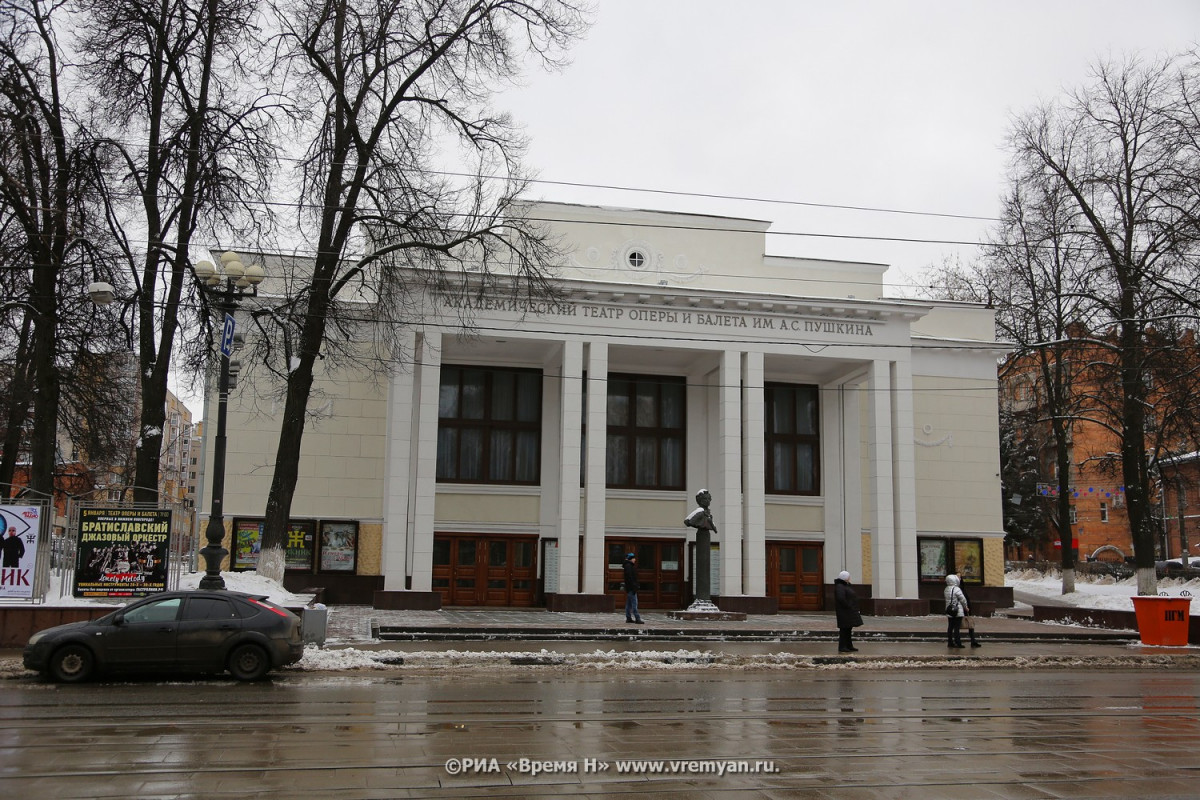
left=324, top=604, right=1142, bottom=644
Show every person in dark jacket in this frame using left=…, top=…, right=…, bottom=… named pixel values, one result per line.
left=834, top=570, right=863, bottom=652
left=622, top=553, right=644, bottom=624
left=1, top=519, right=25, bottom=568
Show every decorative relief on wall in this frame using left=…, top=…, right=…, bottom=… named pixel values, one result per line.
left=915, top=423, right=953, bottom=448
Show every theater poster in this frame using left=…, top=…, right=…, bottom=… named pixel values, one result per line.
left=0, top=505, right=42, bottom=599
left=319, top=521, right=357, bottom=573
left=232, top=518, right=262, bottom=571
left=74, top=507, right=171, bottom=597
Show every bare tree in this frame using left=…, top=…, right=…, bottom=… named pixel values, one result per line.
left=933, top=168, right=1098, bottom=592
left=247, top=0, right=589, bottom=581
left=1010, top=54, right=1200, bottom=594
left=75, top=0, right=277, bottom=503
left=0, top=0, right=121, bottom=498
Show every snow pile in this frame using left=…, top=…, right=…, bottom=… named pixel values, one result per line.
left=12, top=569, right=311, bottom=609
left=1006, top=569, right=1200, bottom=616
left=283, top=646, right=1200, bottom=674
left=176, top=570, right=312, bottom=606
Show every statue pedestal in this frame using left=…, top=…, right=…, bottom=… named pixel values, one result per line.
left=667, top=600, right=747, bottom=621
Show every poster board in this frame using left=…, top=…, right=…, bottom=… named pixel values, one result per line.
left=319, top=521, right=358, bottom=573
left=0, top=505, right=42, bottom=599
left=74, top=507, right=171, bottom=597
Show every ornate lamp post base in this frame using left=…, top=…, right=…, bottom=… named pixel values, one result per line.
left=198, top=517, right=228, bottom=590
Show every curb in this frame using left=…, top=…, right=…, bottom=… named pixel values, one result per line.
left=373, top=625, right=1140, bottom=645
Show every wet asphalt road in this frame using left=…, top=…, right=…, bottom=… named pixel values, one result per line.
left=2, top=668, right=1199, bottom=799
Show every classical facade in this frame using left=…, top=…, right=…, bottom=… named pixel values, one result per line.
left=203, top=203, right=1010, bottom=612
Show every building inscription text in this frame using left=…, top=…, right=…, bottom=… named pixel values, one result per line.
left=440, top=296, right=876, bottom=338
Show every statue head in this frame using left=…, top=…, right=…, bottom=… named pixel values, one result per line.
left=696, top=489, right=711, bottom=508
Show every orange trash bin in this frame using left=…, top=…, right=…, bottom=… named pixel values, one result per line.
left=1131, top=596, right=1192, bottom=646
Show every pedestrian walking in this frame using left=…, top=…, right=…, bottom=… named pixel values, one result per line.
left=944, top=574, right=968, bottom=648
left=834, top=570, right=863, bottom=652
left=960, top=584, right=982, bottom=647
left=623, top=553, right=644, bottom=624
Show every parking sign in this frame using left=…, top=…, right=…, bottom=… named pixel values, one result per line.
left=221, top=312, right=236, bottom=357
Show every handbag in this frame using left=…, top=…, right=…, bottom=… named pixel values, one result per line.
left=964, top=615, right=976, bottom=630
left=945, top=603, right=957, bottom=617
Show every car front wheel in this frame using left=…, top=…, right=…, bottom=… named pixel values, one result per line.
left=49, top=644, right=95, bottom=683
left=228, top=644, right=270, bottom=681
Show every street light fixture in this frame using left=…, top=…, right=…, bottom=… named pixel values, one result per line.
left=194, top=251, right=265, bottom=590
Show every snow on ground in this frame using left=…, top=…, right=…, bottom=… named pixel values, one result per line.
left=176, top=570, right=312, bottom=605
left=1006, top=568, right=1200, bottom=615
left=10, top=570, right=316, bottom=608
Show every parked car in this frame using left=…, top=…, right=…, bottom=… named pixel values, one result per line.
left=23, top=590, right=304, bottom=683
left=1155, top=557, right=1200, bottom=578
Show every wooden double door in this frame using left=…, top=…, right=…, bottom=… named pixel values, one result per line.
left=604, top=538, right=685, bottom=609
left=432, top=534, right=538, bottom=606
left=766, top=541, right=824, bottom=611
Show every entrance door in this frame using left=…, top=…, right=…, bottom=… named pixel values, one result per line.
left=766, top=542, right=824, bottom=611
left=605, top=538, right=685, bottom=609
left=432, top=534, right=538, bottom=606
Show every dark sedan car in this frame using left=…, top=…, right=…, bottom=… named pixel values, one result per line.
left=23, top=590, right=304, bottom=683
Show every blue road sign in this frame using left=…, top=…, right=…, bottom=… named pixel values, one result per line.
left=221, top=312, right=236, bottom=357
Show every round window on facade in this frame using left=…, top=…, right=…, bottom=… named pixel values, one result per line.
left=627, top=249, right=646, bottom=269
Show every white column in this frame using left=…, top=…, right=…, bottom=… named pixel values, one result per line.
left=891, top=356, right=919, bottom=597
left=867, top=359, right=897, bottom=598
left=835, top=380, right=864, bottom=581
left=555, top=340, right=584, bottom=594
left=409, top=331, right=441, bottom=592
left=742, top=352, right=766, bottom=596
left=582, top=342, right=609, bottom=594
left=382, top=329, right=417, bottom=590
left=718, top=349, right=744, bottom=597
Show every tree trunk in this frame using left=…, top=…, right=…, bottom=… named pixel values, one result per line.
left=258, top=358, right=315, bottom=583
left=1053, top=395, right=1075, bottom=594
left=28, top=250, right=60, bottom=498
left=0, top=316, right=35, bottom=492
left=259, top=270, right=331, bottom=582
left=1176, top=475, right=1189, bottom=561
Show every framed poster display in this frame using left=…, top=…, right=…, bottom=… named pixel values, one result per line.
left=285, top=520, right=316, bottom=571
left=232, top=519, right=262, bottom=571
left=1, top=504, right=42, bottom=599
left=319, top=521, right=358, bottom=573
left=953, top=539, right=983, bottom=583
left=74, top=507, right=171, bottom=597
left=918, top=538, right=948, bottom=580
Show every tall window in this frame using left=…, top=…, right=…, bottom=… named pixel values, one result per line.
left=606, top=375, right=685, bottom=490
left=765, top=383, right=820, bottom=495
left=437, top=366, right=541, bottom=484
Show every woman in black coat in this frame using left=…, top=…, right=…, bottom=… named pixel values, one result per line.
left=834, top=570, right=863, bottom=652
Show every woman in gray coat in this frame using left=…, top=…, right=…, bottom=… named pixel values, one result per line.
left=944, top=574, right=969, bottom=648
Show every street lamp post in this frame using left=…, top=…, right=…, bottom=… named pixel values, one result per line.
left=193, top=251, right=265, bottom=590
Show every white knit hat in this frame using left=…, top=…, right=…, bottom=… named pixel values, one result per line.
left=837, top=570, right=851, bottom=581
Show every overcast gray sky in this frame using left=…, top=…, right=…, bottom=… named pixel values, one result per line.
left=500, top=0, right=1200, bottom=292
left=175, top=1, right=1199, bottom=411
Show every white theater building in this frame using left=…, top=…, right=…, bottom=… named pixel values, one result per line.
left=203, top=202, right=1009, bottom=613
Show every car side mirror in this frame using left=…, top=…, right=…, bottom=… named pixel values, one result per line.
left=112, top=613, right=125, bottom=626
